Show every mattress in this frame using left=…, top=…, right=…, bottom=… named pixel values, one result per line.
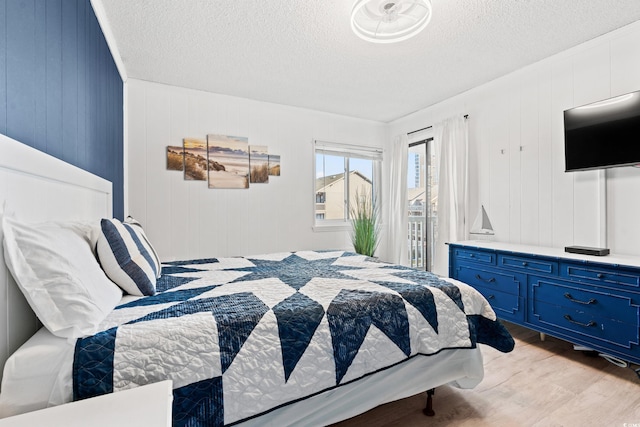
left=0, top=327, right=73, bottom=418
left=0, top=295, right=142, bottom=418
left=0, top=326, right=485, bottom=425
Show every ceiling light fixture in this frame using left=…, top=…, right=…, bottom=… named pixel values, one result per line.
left=350, top=0, right=433, bottom=44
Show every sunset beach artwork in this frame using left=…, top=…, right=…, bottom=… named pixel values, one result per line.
left=207, top=134, right=250, bottom=189
left=183, top=138, right=208, bottom=181
left=268, top=154, right=281, bottom=176
left=249, top=145, right=269, bottom=183
left=167, top=146, right=184, bottom=171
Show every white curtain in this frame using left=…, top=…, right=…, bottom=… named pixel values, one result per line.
left=385, top=134, right=409, bottom=265
left=432, top=116, right=469, bottom=276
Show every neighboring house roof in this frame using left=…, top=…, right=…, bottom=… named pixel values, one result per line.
left=315, top=170, right=372, bottom=192
left=408, top=188, right=425, bottom=203
left=408, top=186, right=438, bottom=205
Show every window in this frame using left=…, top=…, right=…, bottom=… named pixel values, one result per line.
left=314, top=140, right=382, bottom=227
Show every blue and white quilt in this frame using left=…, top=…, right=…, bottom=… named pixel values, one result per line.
left=73, top=251, right=514, bottom=426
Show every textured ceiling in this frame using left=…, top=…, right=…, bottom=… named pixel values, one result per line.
left=96, top=0, right=640, bottom=123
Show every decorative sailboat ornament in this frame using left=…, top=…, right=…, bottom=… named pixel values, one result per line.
left=470, top=205, right=494, bottom=239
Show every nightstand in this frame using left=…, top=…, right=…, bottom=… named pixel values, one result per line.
left=0, top=381, right=172, bottom=427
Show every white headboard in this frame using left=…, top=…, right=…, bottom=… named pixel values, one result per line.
left=0, top=134, right=112, bottom=382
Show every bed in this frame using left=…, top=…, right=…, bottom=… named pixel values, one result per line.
left=0, top=134, right=514, bottom=426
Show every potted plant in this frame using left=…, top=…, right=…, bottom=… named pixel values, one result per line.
left=350, top=187, right=380, bottom=257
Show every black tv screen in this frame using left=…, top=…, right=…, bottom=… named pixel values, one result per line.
left=564, top=90, right=640, bottom=172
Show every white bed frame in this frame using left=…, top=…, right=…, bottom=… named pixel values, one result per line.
left=0, top=133, right=487, bottom=424
left=0, top=134, right=112, bottom=384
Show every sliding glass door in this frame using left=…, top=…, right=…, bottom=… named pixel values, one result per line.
left=407, top=139, right=437, bottom=271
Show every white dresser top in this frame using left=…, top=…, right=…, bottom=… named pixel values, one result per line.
left=451, top=240, right=640, bottom=269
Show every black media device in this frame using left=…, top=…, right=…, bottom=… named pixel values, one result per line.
left=564, top=90, right=640, bottom=172
left=564, top=246, right=610, bottom=256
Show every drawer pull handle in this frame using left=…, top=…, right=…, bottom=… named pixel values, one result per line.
left=563, top=293, right=597, bottom=305
left=522, top=262, right=528, bottom=267
left=563, top=314, right=596, bottom=328
left=475, top=274, right=496, bottom=283
left=596, top=273, right=605, bottom=279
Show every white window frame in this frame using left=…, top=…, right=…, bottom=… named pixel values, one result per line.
left=312, top=140, right=383, bottom=232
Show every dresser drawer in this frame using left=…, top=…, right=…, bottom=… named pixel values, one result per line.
left=498, top=254, right=557, bottom=275
left=530, top=276, right=639, bottom=325
left=453, top=264, right=524, bottom=296
left=452, top=248, right=496, bottom=265
left=474, top=285, right=524, bottom=322
left=528, top=300, right=639, bottom=350
left=561, top=262, right=640, bottom=290
left=453, top=248, right=496, bottom=265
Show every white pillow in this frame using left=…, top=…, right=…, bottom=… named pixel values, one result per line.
left=1, top=216, right=123, bottom=339
left=96, top=217, right=161, bottom=296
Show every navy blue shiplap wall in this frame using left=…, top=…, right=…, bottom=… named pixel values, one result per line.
left=0, top=0, right=124, bottom=218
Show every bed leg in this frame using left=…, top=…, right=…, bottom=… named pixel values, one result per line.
left=423, top=388, right=435, bottom=416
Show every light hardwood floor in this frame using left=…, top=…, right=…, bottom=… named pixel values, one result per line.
left=333, top=323, right=640, bottom=427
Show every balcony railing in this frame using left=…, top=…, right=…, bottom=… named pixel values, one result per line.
left=408, top=215, right=436, bottom=270
left=408, top=216, right=426, bottom=269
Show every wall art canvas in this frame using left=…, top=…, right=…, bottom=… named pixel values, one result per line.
left=183, top=138, right=208, bottom=181
left=268, top=154, right=281, bottom=176
left=167, top=146, right=184, bottom=171
left=207, top=134, right=250, bottom=189
left=249, top=145, right=269, bottom=183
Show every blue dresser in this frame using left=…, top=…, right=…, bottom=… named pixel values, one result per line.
left=449, top=241, right=640, bottom=365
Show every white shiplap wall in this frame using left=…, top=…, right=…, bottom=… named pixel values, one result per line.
left=389, top=21, right=640, bottom=256
left=126, top=79, right=388, bottom=261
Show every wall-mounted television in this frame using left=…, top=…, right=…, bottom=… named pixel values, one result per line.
left=564, top=90, right=640, bottom=172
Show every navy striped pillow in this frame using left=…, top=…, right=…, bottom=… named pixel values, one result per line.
left=97, top=218, right=161, bottom=296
